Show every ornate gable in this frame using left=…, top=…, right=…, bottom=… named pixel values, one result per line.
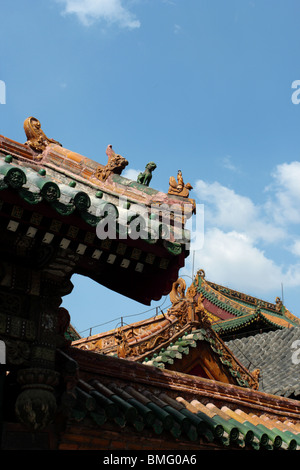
left=192, top=270, right=300, bottom=339
left=73, top=277, right=259, bottom=390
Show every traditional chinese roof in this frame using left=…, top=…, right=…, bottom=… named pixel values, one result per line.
left=140, top=327, right=258, bottom=389
left=0, top=117, right=195, bottom=304
left=3, top=119, right=300, bottom=452
left=73, top=279, right=259, bottom=391
left=72, top=273, right=300, bottom=404
left=226, top=327, right=300, bottom=399
left=193, top=270, right=300, bottom=339
left=54, top=345, right=300, bottom=451
left=4, top=317, right=300, bottom=450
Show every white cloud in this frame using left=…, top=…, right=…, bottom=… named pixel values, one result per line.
left=122, top=168, right=141, bottom=181
left=265, top=161, right=300, bottom=225
left=185, top=162, right=300, bottom=299
left=190, top=228, right=284, bottom=295
left=174, top=24, right=181, bottom=34
left=290, top=239, right=300, bottom=257
left=195, top=180, right=285, bottom=243
left=57, top=0, right=141, bottom=29
left=222, top=155, right=239, bottom=172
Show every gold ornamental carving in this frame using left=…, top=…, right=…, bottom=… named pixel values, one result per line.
left=115, top=327, right=131, bottom=358
left=170, top=278, right=186, bottom=305
left=95, top=144, right=128, bottom=182
left=24, top=116, right=62, bottom=152
left=275, top=297, right=283, bottom=313
left=168, top=170, right=193, bottom=198
left=170, top=276, right=211, bottom=325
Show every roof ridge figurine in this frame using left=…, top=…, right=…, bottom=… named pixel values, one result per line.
left=24, top=116, right=62, bottom=153
left=168, top=169, right=193, bottom=198
left=95, top=144, right=128, bottom=182
left=137, top=161, right=157, bottom=186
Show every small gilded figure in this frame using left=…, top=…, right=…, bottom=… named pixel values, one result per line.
left=168, top=170, right=193, bottom=198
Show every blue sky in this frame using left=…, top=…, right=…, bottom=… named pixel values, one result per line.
left=1, top=0, right=300, bottom=336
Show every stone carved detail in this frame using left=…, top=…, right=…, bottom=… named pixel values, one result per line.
left=0, top=291, right=22, bottom=315
left=0, top=251, right=74, bottom=430
left=168, top=170, right=193, bottom=198
left=15, top=368, right=60, bottom=430
left=24, top=116, right=62, bottom=152
left=137, top=162, right=157, bottom=186
left=95, top=145, right=128, bottom=182
left=0, top=337, right=30, bottom=365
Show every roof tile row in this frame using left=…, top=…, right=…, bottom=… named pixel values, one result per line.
left=65, top=375, right=300, bottom=450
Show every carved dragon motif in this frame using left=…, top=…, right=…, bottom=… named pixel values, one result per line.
left=95, top=144, right=128, bottom=182
left=169, top=278, right=186, bottom=304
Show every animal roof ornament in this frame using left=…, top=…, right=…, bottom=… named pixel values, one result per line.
left=168, top=169, right=193, bottom=198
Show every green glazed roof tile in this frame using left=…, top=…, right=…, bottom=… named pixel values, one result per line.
left=58, top=350, right=300, bottom=450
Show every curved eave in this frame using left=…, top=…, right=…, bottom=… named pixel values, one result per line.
left=260, top=311, right=297, bottom=329
left=197, top=279, right=254, bottom=319
left=196, top=275, right=299, bottom=330
left=0, top=153, right=189, bottom=255
left=0, top=149, right=192, bottom=304
left=212, top=310, right=297, bottom=336
left=212, top=312, right=258, bottom=334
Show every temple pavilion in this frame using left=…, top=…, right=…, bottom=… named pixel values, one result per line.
left=0, top=119, right=300, bottom=451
